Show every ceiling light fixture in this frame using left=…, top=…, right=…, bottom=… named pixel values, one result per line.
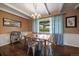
left=31, top=3, right=41, bottom=19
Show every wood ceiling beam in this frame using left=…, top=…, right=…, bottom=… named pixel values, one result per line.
left=74, top=4, right=79, bottom=9
left=44, top=3, right=51, bottom=15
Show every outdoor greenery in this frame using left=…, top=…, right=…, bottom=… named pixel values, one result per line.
left=39, top=20, right=50, bottom=32
left=40, top=28, right=49, bottom=32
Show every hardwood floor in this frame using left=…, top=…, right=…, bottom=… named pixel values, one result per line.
left=54, top=45, right=79, bottom=56
left=0, top=42, right=26, bottom=56
left=0, top=40, right=79, bottom=56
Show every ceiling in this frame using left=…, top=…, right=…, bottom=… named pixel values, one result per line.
left=0, top=3, right=79, bottom=19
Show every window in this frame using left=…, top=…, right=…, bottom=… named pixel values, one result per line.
left=38, top=18, right=51, bottom=33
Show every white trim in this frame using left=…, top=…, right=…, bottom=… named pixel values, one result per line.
left=4, top=3, right=31, bottom=17
left=0, top=8, right=28, bottom=19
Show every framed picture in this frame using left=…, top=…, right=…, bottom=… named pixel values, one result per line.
left=3, top=18, right=21, bottom=27
left=66, top=16, right=77, bottom=28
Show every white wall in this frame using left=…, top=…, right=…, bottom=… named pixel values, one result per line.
left=0, top=32, right=31, bottom=47
left=0, top=33, right=10, bottom=46
left=64, top=33, right=79, bottom=47
left=0, top=33, right=79, bottom=47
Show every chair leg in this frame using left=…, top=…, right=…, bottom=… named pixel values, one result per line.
left=32, top=46, right=35, bottom=56
left=0, top=53, right=1, bottom=56
left=26, top=48, right=30, bottom=55
left=10, top=43, right=14, bottom=48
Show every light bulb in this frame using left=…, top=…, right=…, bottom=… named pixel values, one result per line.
left=35, top=12, right=37, bottom=16
left=31, top=13, right=41, bottom=19
left=37, top=14, right=41, bottom=18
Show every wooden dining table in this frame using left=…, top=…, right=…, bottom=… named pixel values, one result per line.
left=24, top=33, right=54, bottom=56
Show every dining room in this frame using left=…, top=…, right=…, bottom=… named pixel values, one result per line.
left=0, top=3, right=79, bottom=56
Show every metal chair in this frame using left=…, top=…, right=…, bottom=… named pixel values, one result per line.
left=25, top=36, right=37, bottom=56
left=10, top=31, right=24, bottom=50
left=10, top=31, right=22, bottom=44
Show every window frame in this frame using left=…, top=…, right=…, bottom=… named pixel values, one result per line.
left=38, top=18, right=52, bottom=33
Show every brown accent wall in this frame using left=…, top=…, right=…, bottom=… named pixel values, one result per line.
left=64, top=9, right=79, bottom=34
left=0, top=10, right=32, bottom=34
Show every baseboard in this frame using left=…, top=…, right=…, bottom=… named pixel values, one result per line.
left=64, top=45, right=79, bottom=48
left=0, top=42, right=10, bottom=47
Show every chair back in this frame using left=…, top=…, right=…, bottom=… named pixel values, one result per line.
left=10, top=31, right=22, bottom=44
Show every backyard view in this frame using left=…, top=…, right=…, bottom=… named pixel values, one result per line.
left=39, top=20, right=50, bottom=32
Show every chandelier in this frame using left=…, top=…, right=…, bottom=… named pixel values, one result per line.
left=31, top=3, right=41, bottom=19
